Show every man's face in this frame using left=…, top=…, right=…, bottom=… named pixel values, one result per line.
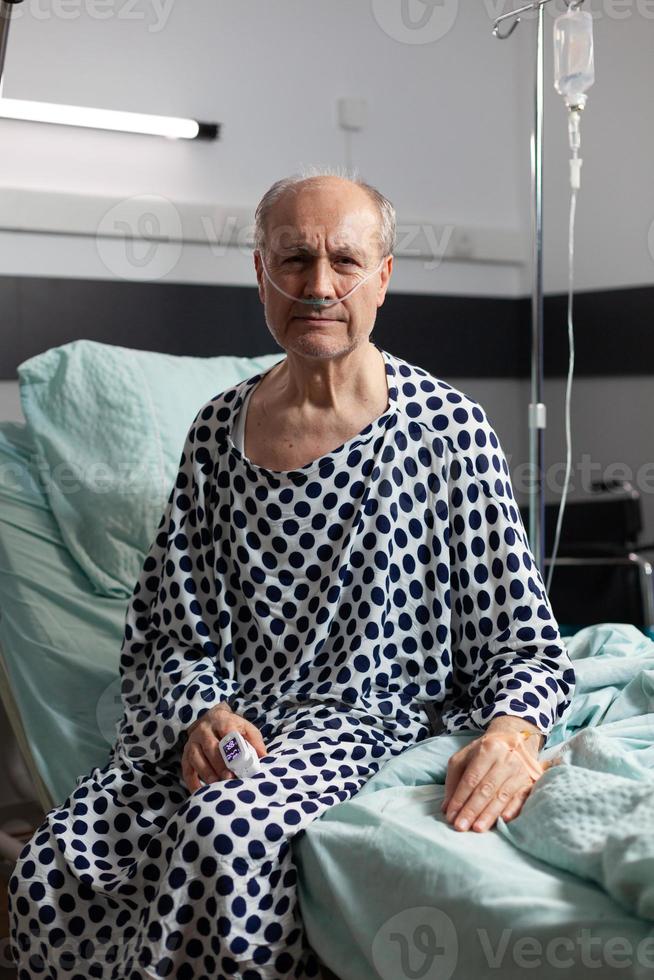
left=254, top=177, right=393, bottom=360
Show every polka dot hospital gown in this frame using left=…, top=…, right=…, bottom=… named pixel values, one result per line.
left=9, top=345, right=575, bottom=979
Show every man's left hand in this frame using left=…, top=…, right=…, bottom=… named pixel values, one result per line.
left=442, top=719, right=544, bottom=833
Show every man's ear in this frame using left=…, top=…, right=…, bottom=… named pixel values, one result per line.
left=376, top=254, right=393, bottom=309
left=254, top=251, right=266, bottom=305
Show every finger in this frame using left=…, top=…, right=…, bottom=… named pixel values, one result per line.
left=201, top=727, right=256, bottom=780
left=214, top=760, right=237, bottom=781
left=445, top=747, right=500, bottom=828
left=181, top=752, right=202, bottom=794
left=454, top=754, right=526, bottom=829
left=469, top=771, right=533, bottom=832
left=213, top=715, right=267, bottom=759
left=195, top=734, right=233, bottom=781
left=187, top=744, right=221, bottom=787
left=242, top=720, right=268, bottom=758
left=205, top=758, right=234, bottom=782
left=195, top=717, right=245, bottom=776
left=501, top=785, right=533, bottom=823
left=441, top=747, right=471, bottom=814
left=448, top=751, right=524, bottom=831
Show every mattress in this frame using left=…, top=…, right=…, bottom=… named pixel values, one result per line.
left=0, top=421, right=126, bottom=808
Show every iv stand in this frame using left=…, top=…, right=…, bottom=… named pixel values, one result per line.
left=0, top=1, right=23, bottom=94
left=492, top=0, right=582, bottom=578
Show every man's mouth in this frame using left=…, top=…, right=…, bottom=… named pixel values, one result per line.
left=292, top=315, right=344, bottom=322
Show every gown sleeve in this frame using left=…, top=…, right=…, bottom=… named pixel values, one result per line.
left=113, top=402, right=238, bottom=767
left=439, top=422, right=576, bottom=741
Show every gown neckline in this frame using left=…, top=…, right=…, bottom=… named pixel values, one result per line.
left=226, top=344, right=400, bottom=483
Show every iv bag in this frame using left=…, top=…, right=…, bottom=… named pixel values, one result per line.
left=554, top=7, right=595, bottom=108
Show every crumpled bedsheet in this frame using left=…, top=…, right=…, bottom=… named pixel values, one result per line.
left=295, top=622, right=654, bottom=980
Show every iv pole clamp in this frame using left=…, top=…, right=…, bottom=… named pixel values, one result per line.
left=492, top=0, right=585, bottom=40
left=0, top=0, right=23, bottom=91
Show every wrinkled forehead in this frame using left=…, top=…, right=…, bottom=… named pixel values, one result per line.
left=265, top=191, right=383, bottom=258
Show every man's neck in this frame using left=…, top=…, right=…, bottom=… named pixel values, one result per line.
left=265, top=343, right=387, bottom=421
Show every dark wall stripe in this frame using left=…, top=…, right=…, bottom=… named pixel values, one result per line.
left=1, top=275, right=651, bottom=380
left=541, top=286, right=654, bottom=377
left=377, top=292, right=528, bottom=379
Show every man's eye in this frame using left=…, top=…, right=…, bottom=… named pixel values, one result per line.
left=336, top=257, right=356, bottom=265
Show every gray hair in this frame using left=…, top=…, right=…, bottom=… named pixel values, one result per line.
left=253, top=166, right=396, bottom=259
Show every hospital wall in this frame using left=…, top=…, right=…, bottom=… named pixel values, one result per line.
left=531, top=3, right=654, bottom=295
left=0, top=3, right=653, bottom=545
left=2, top=2, right=653, bottom=292
left=0, top=1, right=523, bottom=296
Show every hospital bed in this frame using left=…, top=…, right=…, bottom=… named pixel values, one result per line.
left=2, top=341, right=654, bottom=980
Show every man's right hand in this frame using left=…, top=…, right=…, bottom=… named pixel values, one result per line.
left=181, top=702, right=267, bottom=793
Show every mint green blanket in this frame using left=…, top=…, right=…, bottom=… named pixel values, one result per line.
left=296, top=624, right=654, bottom=980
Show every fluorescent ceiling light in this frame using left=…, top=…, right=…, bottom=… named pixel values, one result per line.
left=0, top=97, right=219, bottom=140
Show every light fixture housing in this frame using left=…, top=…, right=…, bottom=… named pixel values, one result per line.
left=0, top=97, right=219, bottom=140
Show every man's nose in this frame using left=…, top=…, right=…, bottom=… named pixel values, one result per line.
left=303, top=257, right=337, bottom=300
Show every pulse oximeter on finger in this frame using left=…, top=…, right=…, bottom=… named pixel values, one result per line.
left=218, top=731, right=260, bottom=778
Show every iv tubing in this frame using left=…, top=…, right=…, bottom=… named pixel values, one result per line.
left=546, top=137, right=578, bottom=594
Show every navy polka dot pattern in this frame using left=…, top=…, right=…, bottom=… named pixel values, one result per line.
left=8, top=344, right=575, bottom=978
left=8, top=710, right=404, bottom=979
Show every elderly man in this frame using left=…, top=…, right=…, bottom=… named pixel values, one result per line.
left=9, top=173, right=575, bottom=980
